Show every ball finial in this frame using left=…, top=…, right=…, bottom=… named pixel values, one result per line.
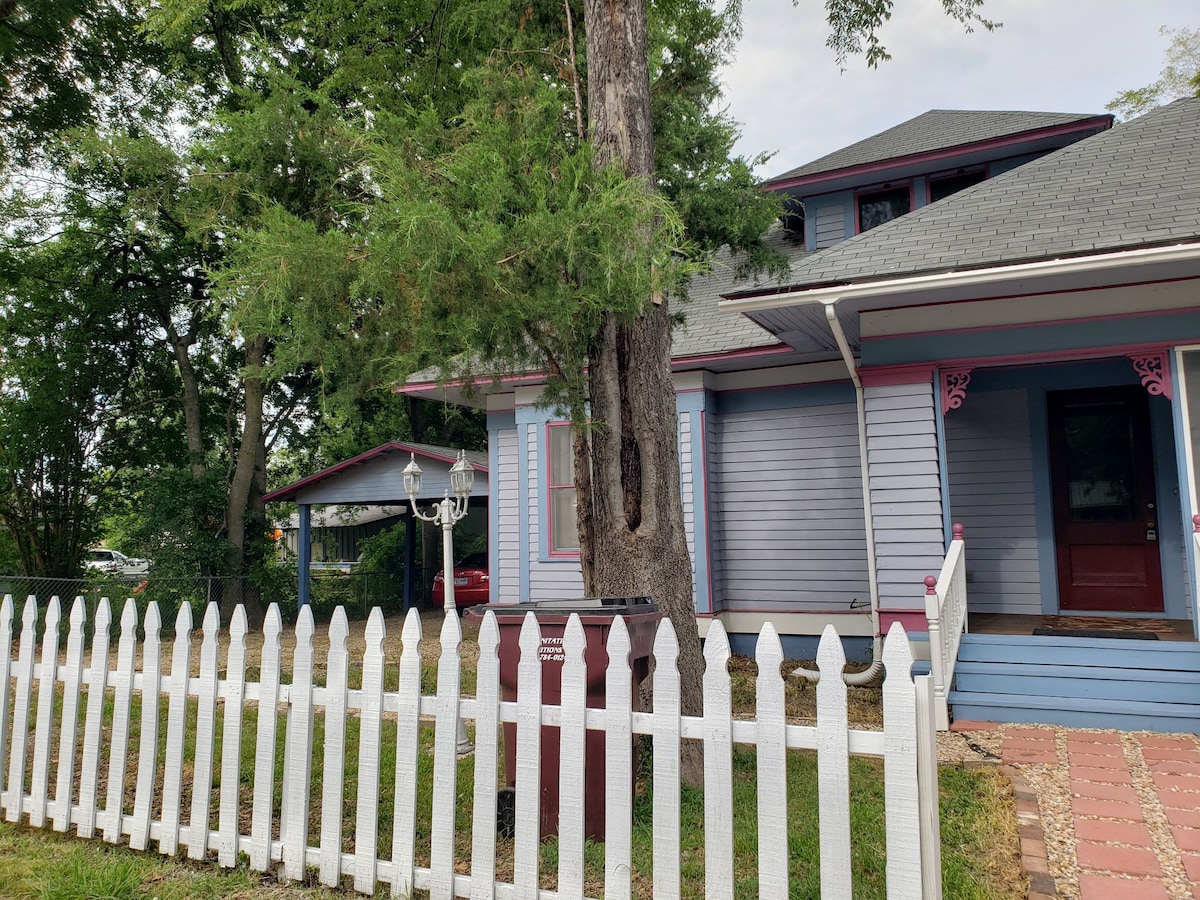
left=953, top=522, right=964, bottom=541
left=924, top=575, right=938, bottom=594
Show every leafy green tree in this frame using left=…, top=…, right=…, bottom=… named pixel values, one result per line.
left=0, top=203, right=150, bottom=575
left=1109, top=26, right=1200, bottom=120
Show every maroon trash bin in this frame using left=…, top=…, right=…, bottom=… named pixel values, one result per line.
left=469, top=596, right=661, bottom=842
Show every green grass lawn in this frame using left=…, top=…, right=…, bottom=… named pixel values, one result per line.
left=0, top=710, right=1022, bottom=899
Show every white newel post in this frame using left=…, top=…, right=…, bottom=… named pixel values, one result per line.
left=924, top=575, right=948, bottom=730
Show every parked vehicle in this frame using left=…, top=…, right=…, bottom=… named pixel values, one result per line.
left=432, top=551, right=489, bottom=609
left=84, top=548, right=149, bottom=577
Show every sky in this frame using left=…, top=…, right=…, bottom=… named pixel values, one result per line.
left=722, top=0, right=1197, bottom=179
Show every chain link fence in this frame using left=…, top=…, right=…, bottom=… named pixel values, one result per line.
left=0, top=569, right=424, bottom=643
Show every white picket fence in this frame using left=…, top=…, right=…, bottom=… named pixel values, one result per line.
left=0, top=594, right=942, bottom=899
left=925, top=524, right=968, bottom=731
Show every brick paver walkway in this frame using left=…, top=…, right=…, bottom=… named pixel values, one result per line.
left=985, top=725, right=1200, bottom=899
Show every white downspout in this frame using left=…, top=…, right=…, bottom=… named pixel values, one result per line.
left=792, top=301, right=885, bottom=685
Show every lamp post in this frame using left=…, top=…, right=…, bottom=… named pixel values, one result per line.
left=403, top=450, right=475, bottom=755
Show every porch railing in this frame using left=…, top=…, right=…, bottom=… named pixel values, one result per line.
left=924, top=524, right=967, bottom=731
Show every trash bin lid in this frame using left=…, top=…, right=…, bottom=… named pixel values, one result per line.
left=478, top=596, right=658, bottom=616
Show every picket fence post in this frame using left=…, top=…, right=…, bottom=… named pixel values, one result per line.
left=756, top=622, right=790, bottom=899
left=390, top=608, right=423, bottom=897
left=282, top=605, right=316, bottom=881
left=469, top=612, right=501, bottom=900
left=319, top=606, right=350, bottom=886
left=702, top=620, right=734, bottom=900
left=52, top=597, right=86, bottom=833
left=102, top=598, right=138, bottom=843
left=0, top=595, right=13, bottom=803
left=816, top=625, right=852, bottom=897
left=160, top=602, right=194, bottom=856
left=189, top=602, right=221, bottom=859
left=249, top=603, right=283, bottom=872
left=130, top=601, right=163, bottom=852
left=557, top=615, right=588, bottom=900
left=218, top=605, right=248, bottom=867
left=882, top=623, right=922, bottom=899
left=513, top=613, right=543, bottom=899
left=77, top=597, right=111, bottom=839
left=354, top=608, right=386, bottom=894
left=429, top=609, right=464, bottom=900
left=603, top=615, right=634, bottom=900
left=29, top=595, right=61, bottom=829
left=652, top=617, right=682, bottom=898
left=3, top=597, right=36, bottom=824
left=915, top=673, right=944, bottom=900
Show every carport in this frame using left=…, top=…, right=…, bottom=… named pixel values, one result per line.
left=262, top=441, right=489, bottom=608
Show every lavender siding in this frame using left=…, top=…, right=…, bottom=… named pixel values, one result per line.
left=814, top=205, right=845, bottom=249
left=679, top=411, right=698, bottom=608
left=944, top=390, right=1042, bottom=615
left=495, top=427, right=521, bottom=603
left=709, top=403, right=870, bottom=610
left=706, top=409, right=724, bottom=611
left=865, top=382, right=945, bottom=610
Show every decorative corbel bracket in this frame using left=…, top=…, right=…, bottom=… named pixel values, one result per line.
left=1127, top=349, right=1172, bottom=400
left=940, top=367, right=974, bottom=414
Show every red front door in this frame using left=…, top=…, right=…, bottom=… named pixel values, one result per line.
left=1048, top=386, right=1163, bottom=612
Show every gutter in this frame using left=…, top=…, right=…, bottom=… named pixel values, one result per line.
left=790, top=298, right=884, bottom=686
left=721, top=242, right=1200, bottom=315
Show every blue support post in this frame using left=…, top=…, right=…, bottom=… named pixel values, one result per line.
left=298, top=503, right=312, bottom=607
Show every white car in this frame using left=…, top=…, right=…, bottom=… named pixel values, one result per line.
left=84, top=548, right=149, bottom=577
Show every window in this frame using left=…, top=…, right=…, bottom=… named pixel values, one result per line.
left=857, top=186, right=910, bottom=233
left=548, top=424, right=579, bottom=553
left=929, top=169, right=986, bottom=204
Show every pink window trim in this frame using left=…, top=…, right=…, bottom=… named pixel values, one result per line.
left=546, top=422, right=580, bottom=557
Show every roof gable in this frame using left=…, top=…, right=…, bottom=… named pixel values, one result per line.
left=263, top=441, right=488, bottom=505
left=767, top=109, right=1110, bottom=188
left=742, top=99, right=1200, bottom=296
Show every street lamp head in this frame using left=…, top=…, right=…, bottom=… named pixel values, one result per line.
left=450, top=449, right=474, bottom=499
left=402, top=453, right=423, bottom=499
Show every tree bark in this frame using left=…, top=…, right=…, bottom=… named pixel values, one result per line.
left=162, top=319, right=207, bottom=479
left=581, top=0, right=706, bottom=786
left=225, top=334, right=267, bottom=626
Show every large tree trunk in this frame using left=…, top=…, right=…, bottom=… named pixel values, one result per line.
left=225, top=334, right=267, bottom=626
left=164, top=321, right=207, bottom=480
left=581, top=0, right=706, bottom=786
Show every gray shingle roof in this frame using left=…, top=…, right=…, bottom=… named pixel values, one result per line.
left=769, top=109, right=1106, bottom=184
left=757, top=99, right=1200, bottom=292
left=673, top=228, right=799, bottom=357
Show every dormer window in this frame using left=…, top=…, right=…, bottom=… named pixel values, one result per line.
left=929, top=168, right=986, bottom=204
left=857, top=185, right=911, bottom=233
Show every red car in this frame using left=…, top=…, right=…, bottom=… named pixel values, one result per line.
left=432, top=551, right=490, bottom=609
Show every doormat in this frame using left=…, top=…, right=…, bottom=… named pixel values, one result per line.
left=1032, top=627, right=1159, bottom=640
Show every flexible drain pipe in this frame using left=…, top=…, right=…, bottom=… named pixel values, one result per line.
left=791, top=302, right=884, bottom=686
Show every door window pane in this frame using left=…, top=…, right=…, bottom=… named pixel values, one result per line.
left=1062, top=400, right=1136, bottom=523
